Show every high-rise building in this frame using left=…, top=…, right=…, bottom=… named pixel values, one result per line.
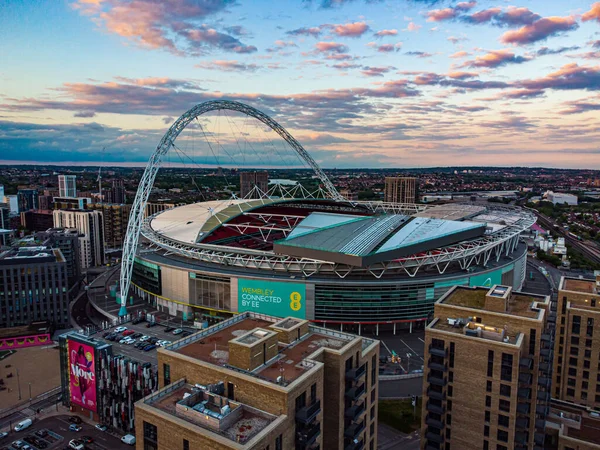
left=0, top=204, right=9, bottom=230
left=20, top=209, right=54, bottom=232
left=384, top=177, right=417, bottom=204
left=88, top=203, right=131, bottom=248
left=4, top=195, right=19, bottom=216
left=53, top=210, right=104, bottom=268
left=111, top=179, right=126, bottom=204
left=0, top=245, right=69, bottom=327
left=38, top=194, right=54, bottom=210
left=36, top=228, right=82, bottom=287
left=240, top=171, right=269, bottom=198
left=17, top=188, right=39, bottom=212
left=53, top=197, right=91, bottom=210
left=420, top=284, right=553, bottom=450
left=58, top=174, right=77, bottom=198
left=144, top=202, right=180, bottom=218
left=0, top=185, right=4, bottom=200
left=135, top=313, right=380, bottom=450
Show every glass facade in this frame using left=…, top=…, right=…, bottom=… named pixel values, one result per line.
left=132, top=258, right=161, bottom=295
left=189, top=272, right=230, bottom=311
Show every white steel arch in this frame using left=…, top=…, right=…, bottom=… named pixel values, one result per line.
left=118, top=100, right=343, bottom=315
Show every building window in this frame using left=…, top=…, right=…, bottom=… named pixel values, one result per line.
left=310, top=383, right=317, bottom=404
left=569, top=357, right=578, bottom=366
left=585, top=360, right=591, bottom=369
left=432, top=338, right=445, bottom=349
left=529, top=329, right=536, bottom=355
left=582, top=381, right=589, bottom=390
left=583, top=370, right=589, bottom=380
left=499, top=385, right=511, bottom=397
left=587, top=318, right=594, bottom=337
left=567, top=388, right=575, bottom=396
left=585, top=349, right=592, bottom=359
left=371, top=405, right=375, bottom=420
left=497, top=430, right=508, bottom=442
left=570, top=347, right=579, bottom=356
left=498, top=415, right=509, bottom=427
left=447, top=400, right=452, bottom=411
left=275, top=434, right=282, bottom=450
left=371, top=355, right=376, bottom=387
left=500, top=353, right=513, bottom=382
left=572, top=316, right=581, bottom=335
left=487, top=350, right=494, bottom=377
left=445, top=428, right=451, bottom=439
left=143, top=421, right=158, bottom=450
left=568, top=378, right=576, bottom=387
left=448, top=385, right=453, bottom=397
left=483, top=441, right=489, bottom=450
left=449, top=371, right=454, bottom=383
left=571, top=336, right=580, bottom=346
left=449, top=342, right=455, bottom=368
left=183, top=440, right=189, bottom=450
left=370, top=440, right=374, bottom=450
left=484, top=425, right=489, bottom=437
left=568, top=367, right=577, bottom=376
left=163, top=363, right=170, bottom=386
left=485, top=411, right=490, bottom=422
left=486, top=381, right=492, bottom=392
left=371, top=389, right=376, bottom=403
left=497, top=445, right=508, bottom=450
left=587, top=339, right=593, bottom=348
left=447, top=414, right=452, bottom=425
left=370, top=422, right=375, bottom=435
left=593, top=299, right=597, bottom=307
left=295, top=392, right=306, bottom=412
left=499, top=399, right=510, bottom=412
left=485, top=396, right=491, bottom=407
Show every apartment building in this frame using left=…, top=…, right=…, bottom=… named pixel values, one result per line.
left=421, top=284, right=553, bottom=450
left=88, top=203, right=131, bottom=248
left=240, top=171, right=269, bottom=199
left=135, top=313, right=380, bottom=450
left=58, top=174, right=77, bottom=198
left=53, top=209, right=104, bottom=268
left=384, top=177, right=417, bottom=204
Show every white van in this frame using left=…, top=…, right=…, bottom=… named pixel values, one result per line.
left=121, top=434, right=136, bottom=445
left=68, top=440, right=85, bottom=450
left=14, top=418, right=32, bottom=432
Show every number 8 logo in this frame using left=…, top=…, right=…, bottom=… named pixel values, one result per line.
left=290, top=292, right=302, bottom=311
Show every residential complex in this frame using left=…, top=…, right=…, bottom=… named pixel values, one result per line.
left=58, top=174, right=77, bottom=198
left=53, top=209, right=105, bottom=268
left=20, top=209, right=54, bottom=232
left=17, top=188, right=39, bottom=212
left=135, top=313, right=380, bottom=450
left=0, top=245, right=69, bottom=327
left=88, top=203, right=131, bottom=248
left=240, top=171, right=269, bottom=199
left=36, top=228, right=82, bottom=287
left=384, top=177, right=417, bottom=204
left=421, top=284, right=553, bottom=450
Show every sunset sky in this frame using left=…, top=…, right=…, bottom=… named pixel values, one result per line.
left=2, top=0, right=600, bottom=168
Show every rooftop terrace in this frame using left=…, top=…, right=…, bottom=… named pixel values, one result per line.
left=562, top=277, right=598, bottom=295
left=166, top=312, right=372, bottom=386
left=144, top=380, right=277, bottom=444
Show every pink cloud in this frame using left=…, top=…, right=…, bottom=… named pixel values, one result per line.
left=449, top=51, right=470, bottom=59
left=360, top=66, right=394, bottom=77
left=426, top=1, right=476, bottom=22
left=332, top=22, right=369, bottom=37
left=583, top=2, right=600, bottom=22
left=405, top=22, right=422, bottom=32
left=462, top=50, right=531, bottom=68
left=195, top=60, right=259, bottom=72
left=500, top=16, right=579, bottom=45
left=374, top=29, right=398, bottom=37
left=315, top=41, right=349, bottom=53
left=373, top=43, right=402, bottom=53
left=447, top=71, right=479, bottom=80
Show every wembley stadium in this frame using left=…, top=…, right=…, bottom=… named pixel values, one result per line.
left=129, top=198, right=534, bottom=331
left=117, top=100, right=535, bottom=332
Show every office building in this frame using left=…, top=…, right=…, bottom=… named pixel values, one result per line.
left=17, top=188, right=39, bottom=212
left=0, top=245, right=69, bottom=327
left=546, top=191, right=578, bottom=206
left=53, top=209, right=104, bottom=268
left=88, top=203, right=131, bottom=248
left=135, top=313, right=380, bottom=450
left=38, top=194, right=54, bottom=210
left=0, top=204, right=9, bottom=230
left=240, top=171, right=269, bottom=199
left=0, top=185, right=4, bottom=200
left=58, top=174, right=77, bottom=198
left=36, top=228, right=82, bottom=287
left=53, top=196, right=91, bottom=210
left=4, top=195, right=19, bottom=216
left=20, top=209, right=54, bottom=232
left=384, top=177, right=417, bottom=204
left=421, top=284, right=553, bottom=450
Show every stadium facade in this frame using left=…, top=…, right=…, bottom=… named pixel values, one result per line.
left=131, top=197, right=533, bottom=332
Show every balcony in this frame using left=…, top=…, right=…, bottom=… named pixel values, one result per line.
left=429, top=346, right=447, bottom=358
left=515, top=431, right=529, bottom=445
left=538, top=377, right=551, bottom=388
left=344, top=440, right=364, bottom=450
left=535, top=419, right=545, bottom=430
left=425, top=431, right=444, bottom=444
left=517, top=402, right=531, bottom=415
left=345, top=383, right=366, bottom=401
left=517, top=388, right=531, bottom=400
left=346, top=364, right=366, bottom=381
left=426, top=402, right=444, bottom=415
left=427, top=388, right=446, bottom=401
left=519, top=373, right=532, bottom=385
left=541, top=333, right=552, bottom=342
left=537, top=390, right=550, bottom=402
left=426, top=415, right=444, bottom=429
left=425, top=445, right=441, bottom=450
left=427, top=375, right=447, bottom=387
left=536, top=405, right=549, bottom=417
left=540, top=348, right=551, bottom=358
left=428, top=359, right=448, bottom=372
left=296, top=422, right=321, bottom=448
left=297, top=400, right=321, bottom=425
left=539, top=363, right=551, bottom=374
left=534, top=433, right=545, bottom=446
left=516, top=417, right=530, bottom=429
left=519, top=357, right=533, bottom=370
left=345, top=402, right=366, bottom=422
left=344, top=421, right=366, bottom=440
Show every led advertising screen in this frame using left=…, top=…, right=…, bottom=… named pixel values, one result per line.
left=68, top=339, right=97, bottom=412
left=238, top=279, right=306, bottom=319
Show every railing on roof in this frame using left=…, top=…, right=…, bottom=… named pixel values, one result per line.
left=144, top=378, right=186, bottom=404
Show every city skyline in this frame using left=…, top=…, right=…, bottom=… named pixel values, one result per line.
left=2, top=0, right=600, bottom=169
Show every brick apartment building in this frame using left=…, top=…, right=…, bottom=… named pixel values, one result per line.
left=135, top=313, right=380, bottom=450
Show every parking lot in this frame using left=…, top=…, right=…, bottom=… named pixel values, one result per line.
left=97, top=319, right=196, bottom=365
left=0, top=415, right=132, bottom=450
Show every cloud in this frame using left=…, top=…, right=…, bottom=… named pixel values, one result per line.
left=374, top=29, right=398, bottom=37
left=464, top=7, right=540, bottom=27
left=405, top=51, right=434, bottom=58
left=447, top=36, right=468, bottom=44
left=331, top=62, right=362, bottom=70
left=535, top=46, right=580, bottom=56
left=370, top=42, right=402, bottom=52
left=449, top=51, right=470, bottom=58
left=74, top=0, right=255, bottom=56
left=426, top=1, right=476, bottom=22
left=113, top=76, right=205, bottom=90
left=74, top=111, right=97, bottom=118
left=590, top=40, right=600, bottom=49
left=518, top=63, right=600, bottom=91
left=360, top=66, right=394, bottom=77
left=560, top=97, right=600, bottom=114
left=462, top=50, right=531, bottom=68
left=331, top=21, right=370, bottom=37
left=224, top=25, right=250, bottom=37
left=286, top=26, right=323, bottom=37
left=315, top=41, right=349, bottom=53
left=447, top=71, right=478, bottom=79
left=195, top=60, right=260, bottom=72
left=582, top=2, right=600, bottom=23
left=500, top=16, right=578, bottom=45
left=404, top=22, right=422, bottom=32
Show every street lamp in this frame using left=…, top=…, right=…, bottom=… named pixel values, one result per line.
left=16, top=368, right=21, bottom=401
left=28, top=383, right=32, bottom=402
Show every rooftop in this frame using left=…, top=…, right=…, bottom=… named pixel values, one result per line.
left=144, top=381, right=277, bottom=444
left=166, top=313, right=370, bottom=386
left=562, top=277, right=598, bottom=295
left=0, top=246, right=64, bottom=264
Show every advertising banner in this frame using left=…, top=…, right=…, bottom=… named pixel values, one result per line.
left=238, top=279, right=306, bottom=319
left=68, top=339, right=97, bottom=412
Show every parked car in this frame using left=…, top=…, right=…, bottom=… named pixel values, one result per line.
left=81, top=436, right=93, bottom=444
left=125, top=338, right=136, bottom=345
left=68, top=416, right=82, bottom=424
left=121, top=434, right=136, bottom=446
left=69, top=424, right=82, bottom=432
left=12, top=440, right=25, bottom=448
left=14, top=419, right=33, bottom=432
left=164, top=326, right=174, bottom=333
left=119, top=337, right=132, bottom=344
left=102, top=331, right=111, bottom=338
left=172, top=328, right=183, bottom=335
left=68, top=439, right=84, bottom=450
left=0, top=431, right=7, bottom=439
left=132, top=332, right=143, bottom=339
left=139, top=335, right=150, bottom=342
left=95, top=424, right=107, bottom=432
left=182, top=331, right=192, bottom=337
left=143, top=344, right=156, bottom=352
left=149, top=337, right=159, bottom=344
left=146, top=322, right=157, bottom=328
left=132, top=317, right=144, bottom=325
left=114, top=326, right=127, bottom=333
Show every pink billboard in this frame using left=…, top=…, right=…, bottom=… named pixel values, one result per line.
left=68, top=340, right=97, bottom=412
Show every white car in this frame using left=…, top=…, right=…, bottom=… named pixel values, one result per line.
left=139, top=335, right=150, bottom=342
left=114, top=326, right=127, bottom=333
left=125, top=338, right=136, bottom=345
left=172, top=328, right=183, bottom=335
left=119, top=337, right=134, bottom=344
left=0, top=431, right=7, bottom=439
left=68, top=439, right=85, bottom=450
left=161, top=340, right=171, bottom=346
